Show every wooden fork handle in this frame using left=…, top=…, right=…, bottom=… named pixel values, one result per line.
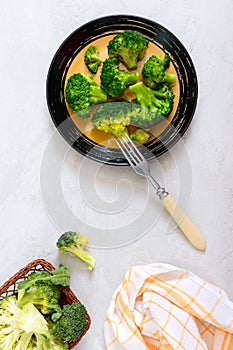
left=162, top=194, right=206, bottom=251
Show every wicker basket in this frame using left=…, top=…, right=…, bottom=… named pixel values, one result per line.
left=0, top=258, right=91, bottom=349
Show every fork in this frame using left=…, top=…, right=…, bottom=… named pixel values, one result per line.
left=117, top=134, right=206, bottom=251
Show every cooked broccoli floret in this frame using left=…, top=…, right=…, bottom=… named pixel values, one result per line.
left=19, top=281, right=61, bottom=315
left=142, top=54, right=177, bottom=89
left=100, top=57, right=138, bottom=97
left=91, top=101, right=132, bottom=138
left=107, top=30, right=149, bottom=69
left=129, top=82, right=174, bottom=128
left=52, top=302, right=88, bottom=342
left=65, top=73, right=107, bottom=117
left=130, top=128, right=151, bottom=144
left=57, top=231, right=95, bottom=271
left=84, top=45, right=102, bottom=73
left=17, top=265, right=70, bottom=301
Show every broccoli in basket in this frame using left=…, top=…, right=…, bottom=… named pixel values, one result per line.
left=142, top=54, right=177, bottom=89
left=129, top=82, right=174, bottom=128
left=52, top=302, right=88, bottom=342
left=100, top=57, right=139, bottom=97
left=107, top=30, right=149, bottom=69
left=65, top=72, right=107, bottom=117
left=84, top=45, right=102, bottom=73
left=57, top=231, right=95, bottom=271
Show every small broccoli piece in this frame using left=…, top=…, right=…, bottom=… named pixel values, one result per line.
left=130, top=128, right=151, bottom=144
left=129, top=82, right=174, bottom=128
left=19, top=281, right=61, bottom=315
left=17, top=265, right=70, bottom=301
left=100, top=57, right=139, bottom=97
left=65, top=73, right=107, bottom=117
left=84, top=45, right=102, bottom=73
left=57, top=231, right=95, bottom=271
left=91, top=101, right=132, bottom=138
left=52, top=302, right=88, bottom=342
left=142, top=54, right=177, bottom=89
left=107, top=30, right=149, bottom=69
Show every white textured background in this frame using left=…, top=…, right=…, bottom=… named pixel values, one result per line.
left=0, top=1, right=233, bottom=349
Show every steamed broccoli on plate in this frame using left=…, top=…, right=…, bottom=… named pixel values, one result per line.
left=65, top=72, right=107, bottom=117
left=100, top=57, right=139, bottom=97
left=107, top=30, right=149, bottom=69
left=92, top=101, right=132, bottom=138
left=84, top=45, right=102, bottom=73
left=130, top=128, right=151, bottom=144
left=129, top=82, right=174, bottom=128
left=142, top=54, right=177, bottom=89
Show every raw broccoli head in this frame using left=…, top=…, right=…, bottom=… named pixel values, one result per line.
left=65, top=73, right=107, bottom=117
left=107, top=30, right=149, bottom=69
left=17, top=265, right=70, bottom=301
left=142, top=54, right=177, bottom=89
left=91, top=101, right=132, bottom=138
left=84, top=45, right=102, bottom=73
left=100, top=57, right=139, bottom=97
left=19, top=280, right=61, bottom=315
left=129, top=82, right=174, bottom=128
left=52, top=302, right=88, bottom=342
left=0, top=298, right=50, bottom=350
left=56, top=231, right=95, bottom=271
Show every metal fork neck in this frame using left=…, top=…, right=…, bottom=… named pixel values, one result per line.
left=147, top=174, right=169, bottom=200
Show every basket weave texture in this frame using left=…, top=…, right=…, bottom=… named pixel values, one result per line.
left=0, top=258, right=91, bottom=349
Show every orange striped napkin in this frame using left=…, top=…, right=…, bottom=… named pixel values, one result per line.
left=104, top=263, right=233, bottom=350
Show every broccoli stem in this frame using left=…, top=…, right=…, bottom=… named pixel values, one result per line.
left=130, top=82, right=156, bottom=108
left=164, top=72, right=177, bottom=86
left=123, top=71, right=139, bottom=86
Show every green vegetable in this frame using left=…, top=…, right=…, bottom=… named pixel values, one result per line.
left=52, top=302, right=88, bottom=342
left=84, top=45, right=102, bottom=73
left=130, top=128, right=151, bottom=144
left=100, top=57, right=138, bottom=97
left=129, top=82, right=174, bottom=128
left=17, top=265, right=70, bottom=301
left=107, top=30, right=149, bottom=69
left=65, top=73, right=107, bottom=117
left=57, top=231, right=95, bottom=271
left=142, top=54, right=177, bottom=89
left=18, top=280, right=61, bottom=316
left=91, top=101, right=132, bottom=138
left=0, top=296, right=50, bottom=350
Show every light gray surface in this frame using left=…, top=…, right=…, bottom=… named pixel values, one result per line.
left=0, top=1, right=233, bottom=349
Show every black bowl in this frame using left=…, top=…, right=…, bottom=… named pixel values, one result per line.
left=46, top=15, right=198, bottom=165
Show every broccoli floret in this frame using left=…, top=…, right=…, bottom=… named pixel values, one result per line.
left=130, top=128, right=151, bottom=144
left=52, top=302, right=88, bottom=342
left=19, top=281, right=61, bottom=315
left=100, top=57, right=138, bottom=97
left=129, top=82, right=174, bottom=128
left=107, top=30, right=149, bottom=69
left=142, top=54, right=177, bottom=89
left=65, top=73, right=107, bottom=117
left=0, top=299, right=50, bottom=350
left=84, top=45, right=102, bottom=73
left=91, top=101, right=132, bottom=138
left=17, top=265, right=70, bottom=301
left=57, top=231, right=95, bottom=271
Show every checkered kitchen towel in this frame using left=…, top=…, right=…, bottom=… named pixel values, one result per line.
left=104, top=263, right=233, bottom=350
